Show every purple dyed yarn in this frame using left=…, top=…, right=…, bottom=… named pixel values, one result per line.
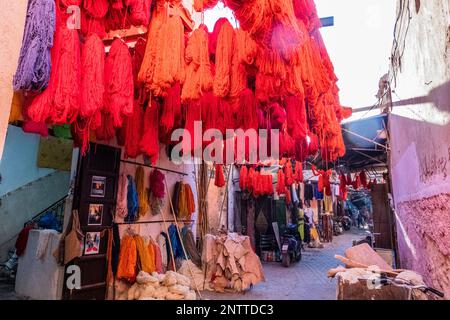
left=13, top=0, right=56, bottom=92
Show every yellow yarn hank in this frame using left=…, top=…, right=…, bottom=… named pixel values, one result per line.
left=136, top=166, right=149, bottom=217
left=135, top=235, right=155, bottom=273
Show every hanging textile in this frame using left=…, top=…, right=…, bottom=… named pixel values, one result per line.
left=104, top=38, right=134, bottom=128
left=276, top=169, right=286, bottom=195
left=284, top=161, right=294, bottom=186
left=149, top=193, right=164, bottom=216
left=117, top=234, right=137, bottom=282
left=168, top=224, right=185, bottom=259
left=126, top=0, right=153, bottom=27
left=125, top=175, right=139, bottom=222
left=111, top=223, right=121, bottom=276
left=135, top=166, right=149, bottom=217
left=181, top=26, right=213, bottom=102
left=294, top=161, right=304, bottom=183
left=171, top=181, right=182, bottom=217
left=80, top=33, right=105, bottom=118
left=181, top=226, right=202, bottom=268
left=13, top=0, right=56, bottom=92
left=304, top=182, right=314, bottom=201
left=176, top=182, right=196, bottom=220
left=214, top=164, right=226, bottom=188
left=213, top=18, right=235, bottom=98
left=135, top=235, right=155, bottom=273
left=140, top=100, right=160, bottom=164
left=28, top=17, right=81, bottom=125
left=160, top=82, right=182, bottom=141
left=124, top=102, right=144, bottom=159
left=339, top=174, right=348, bottom=201
left=150, top=15, right=186, bottom=96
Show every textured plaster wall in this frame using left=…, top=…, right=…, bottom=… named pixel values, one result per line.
left=0, top=1, right=28, bottom=163
left=389, top=0, right=450, bottom=298
left=0, top=170, right=70, bottom=261
left=0, top=125, right=56, bottom=196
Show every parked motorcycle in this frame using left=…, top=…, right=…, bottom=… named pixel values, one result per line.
left=280, top=224, right=302, bottom=267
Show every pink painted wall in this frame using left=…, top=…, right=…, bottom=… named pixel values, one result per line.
left=389, top=0, right=450, bottom=298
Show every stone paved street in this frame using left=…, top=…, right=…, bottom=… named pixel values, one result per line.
left=0, top=281, right=16, bottom=300
left=202, top=229, right=367, bottom=300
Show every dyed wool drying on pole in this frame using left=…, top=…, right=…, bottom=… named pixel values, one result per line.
left=140, top=100, right=160, bottom=164
left=80, top=34, right=105, bottom=119
left=28, top=21, right=81, bottom=125
left=104, top=38, right=134, bottom=128
left=151, top=14, right=186, bottom=96
left=181, top=26, right=213, bottom=102
left=213, top=19, right=235, bottom=98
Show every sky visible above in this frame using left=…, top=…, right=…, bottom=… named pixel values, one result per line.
left=194, top=0, right=397, bottom=122
left=315, top=0, right=397, bottom=121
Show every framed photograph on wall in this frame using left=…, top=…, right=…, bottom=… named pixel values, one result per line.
left=88, top=204, right=103, bottom=226
left=84, top=232, right=100, bottom=255
left=90, top=176, right=106, bottom=198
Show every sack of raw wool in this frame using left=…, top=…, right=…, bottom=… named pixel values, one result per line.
left=179, top=260, right=206, bottom=290
left=114, top=280, right=129, bottom=300
left=138, top=284, right=156, bottom=300
left=128, top=283, right=139, bottom=300
left=154, top=286, right=169, bottom=300
left=139, top=296, right=156, bottom=300
left=152, top=272, right=166, bottom=283
left=169, top=284, right=190, bottom=296
left=163, top=271, right=178, bottom=286
left=136, top=271, right=159, bottom=285
left=184, top=290, right=196, bottom=300
left=174, top=273, right=191, bottom=287
left=165, top=292, right=184, bottom=300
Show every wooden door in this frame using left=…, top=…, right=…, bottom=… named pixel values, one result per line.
left=371, top=183, right=394, bottom=249
left=63, top=143, right=121, bottom=300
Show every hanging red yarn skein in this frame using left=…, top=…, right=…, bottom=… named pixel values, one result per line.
left=294, top=161, right=303, bottom=183
left=213, top=19, right=235, bottom=98
left=276, top=169, right=286, bottom=195
left=124, top=101, right=144, bottom=159
left=285, top=161, right=294, bottom=186
left=80, top=33, right=104, bottom=118
left=28, top=22, right=81, bottom=125
left=239, top=166, right=248, bottom=191
left=140, top=100, right=160, bottom=164
left=150, top=169, right=165, bottom=198
left=215, top=164, right=226, bottom=188
left=104, top=38, right=134, bottom=128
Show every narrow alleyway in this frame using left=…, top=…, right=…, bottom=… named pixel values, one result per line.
left=203, top=229, right=367, bottom=300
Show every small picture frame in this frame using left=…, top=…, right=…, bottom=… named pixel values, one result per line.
left=88, top=204, right=103, bottom=226
left=84, top=232, right=100, bottom=255
left=91, top=176, right=106, bottom=198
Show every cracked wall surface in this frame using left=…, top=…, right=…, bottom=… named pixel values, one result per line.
left=396, top=195, right=450, bottom=298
